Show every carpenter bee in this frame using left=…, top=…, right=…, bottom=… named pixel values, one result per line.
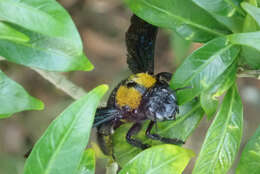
left=93, top=15, right=186, bottom=155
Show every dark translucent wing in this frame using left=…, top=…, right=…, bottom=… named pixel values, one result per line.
left=126, top=15, right=158, bottom=74
left=93, top=107, right=118, bottom=127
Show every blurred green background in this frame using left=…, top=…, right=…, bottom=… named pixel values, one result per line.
left=0, top=0, right=259, bottom=173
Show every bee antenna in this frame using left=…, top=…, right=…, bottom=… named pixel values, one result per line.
left=175, top=86, right=192, bottom=91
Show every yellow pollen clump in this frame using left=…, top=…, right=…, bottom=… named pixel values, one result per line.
left=116, top=86, right=142, bottom=109
left=129, top=73, right=156, bottom=88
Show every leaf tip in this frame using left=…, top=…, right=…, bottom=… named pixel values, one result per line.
left=30, top=97, right=45, bottom=111
left=83, top=59, right=95, bottom=71
left=99, top=84, right=109, bottom=93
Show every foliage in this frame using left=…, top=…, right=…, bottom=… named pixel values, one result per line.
left=118, top=144, right=195, bottom=174
left=23, top=85, right=108, bottom=174
left=236, top=125, right=260, bottom=174
left=0, top=0, right=259, bottom=174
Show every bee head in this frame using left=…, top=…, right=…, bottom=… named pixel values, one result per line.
left=141, top=83, right=179, bottom=121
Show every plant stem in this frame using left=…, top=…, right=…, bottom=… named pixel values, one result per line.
left=33, top=69, right=87, bottom=99
left=0, top=56, right=87, bottom=99
left=237, top=69, right=260, bottom=79
left=106, top=162, right=118, bottom=174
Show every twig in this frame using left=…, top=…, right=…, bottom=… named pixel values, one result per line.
left=0, top=57, right=87, bottom=99
left=106, top=162, right=118, bottom=174
left=33, top=69, right=87, bottom=100
left=237, top=68, right=260, bottom=80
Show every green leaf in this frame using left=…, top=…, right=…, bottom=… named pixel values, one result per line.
left=0, top=22, right=29, bottom=42
left=228, top=32, right=260, bottom=69
left=200, top=60, right=237, bottom=118
left=192, top=0, right=245, bottom=32
left=239, top=47, right=260, bottom=69
left=0, top=25, right=93, bottom=72
left=242, top=1, right=259, bottom=33
left=23, top=85, right=108, bottom=174
left=76, top=149, right=95, bottom=174
left=0, top=70, right=44, bottom=118
left=192, top=84, right=243, bottom=174
left=0, top=114, right=11, bottom=118
left=171, top=37, right=240, bottom=105
left=112, top=100, right=204, bottom=167
left=0, top=0, right=93, bottom=72
left=238, top=2, right=260, bottom=69
left=242, top=2, right=260, bottom=27
left=236, top=126, right=260, bottom=174
left=119, top=144, right=195, bottom=174
left=123, top=0, right=230, bottom=42
left=0, top=0, right=65, bottom=38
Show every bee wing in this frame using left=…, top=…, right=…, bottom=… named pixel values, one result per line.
left=126, top=15, right=158, bottom=74
left=93, top=108, right=119, bottom=127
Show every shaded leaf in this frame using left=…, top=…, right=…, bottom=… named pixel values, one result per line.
left=192, top=0, right=245, bottom=32
left=0, top=0, right=93, bottom=72
left=192, top=84, right=243, bottom=174
left=23, top=85, right=108, bottom=174
left=0, top=22, right=29, bottom=42
left=119, top=144, right=195, bottom=174
left=171, top=37, right=240, bottom=105
left=123, top=0, right=230, bottom=42
left=237, top=2, right=260, bottom=69
left=76, top=149, right=95, bottom=174
left=200, top=60, right=237, bottom=118
left=242, top=2, right=260, bottom=27
left=236, top=125, right=260, bottom=174
left=228, top=32, right=260, bottom=69
left=112, top=100, right=204, bottom=167
left=0, top=70, right=44, bottom=118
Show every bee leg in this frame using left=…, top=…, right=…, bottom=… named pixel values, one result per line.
left=126, top=123, right=150, bottom=149
left=145, top=121, right=185, bottom=145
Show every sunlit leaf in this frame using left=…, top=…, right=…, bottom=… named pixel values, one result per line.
left=228, top=32, right=260, bottom=69
left=171, top=37, right=240, bottom=105
left=0, top=70, right=44, bottom=118
left=200, top=60, right=237, bottom=118
left=124, top=0, right=230, bottom=42
left=0, top=0, right=93, bottom=72
left=192, top=84, right=243, bottom=174
left=0, top=22, right=29, bottom=42
left=236, top=125, right=260, bottom=174
left=119, top=144, right=195, bottom=174
left=192, top=0, right=245, bottom=32
left=23, top=85, right=108, bottom=174
left=76, top=149, right=95, bottom=174
left=242, top=2, right=260, bottom=27
left=0, top=0, right=67, bottom=38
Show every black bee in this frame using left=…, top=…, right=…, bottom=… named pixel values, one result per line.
left=93, top=15, right=186, bottom=155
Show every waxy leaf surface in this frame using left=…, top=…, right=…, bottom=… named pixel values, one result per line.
left=23, top=85, right=108, bottom=174
left=193, top=85, right=243, bottom=174
left=0, top=70, right=43, bottom=118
